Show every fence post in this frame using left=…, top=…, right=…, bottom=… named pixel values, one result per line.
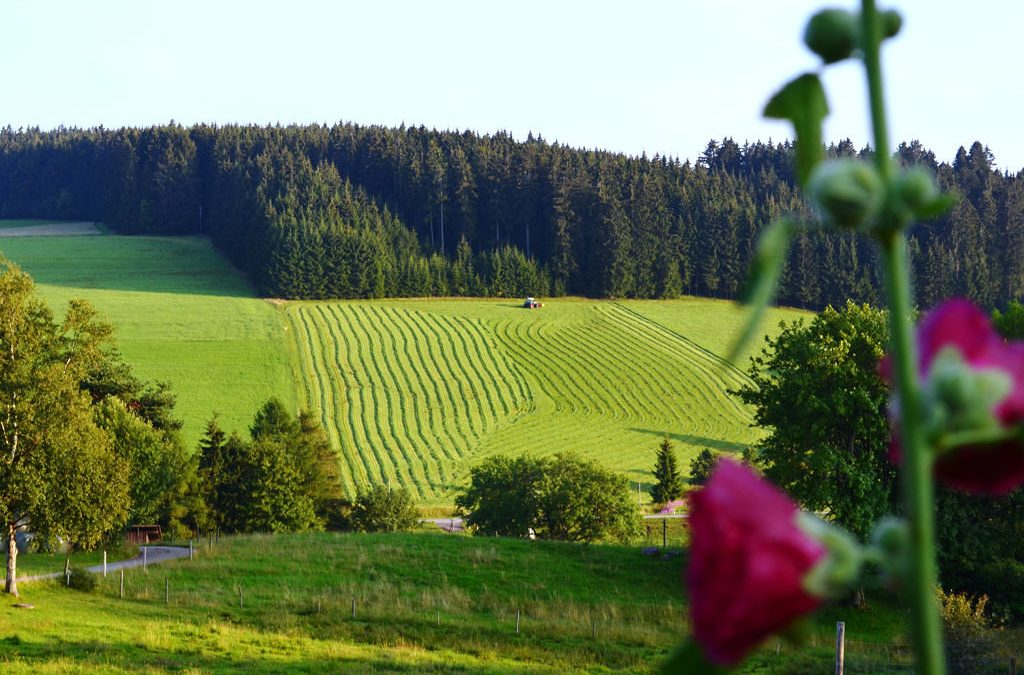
left=165, top=578, right=169, bottom=605
left=835, top=621, right=845, bottom=675
left=662, top=518, right=667, bottom=548
left=119, top=569, right=124, bottom=599
left=516, top=609, right=521, bottom=634
left=143, top=547, right=148, bottom=571
left=103, top=550, right=107, bottom=577
left=239, top=586, right=243, bottom=609
left=189, top=540, right=194, bottom=561
left=351, top=597, right=356, bottom=619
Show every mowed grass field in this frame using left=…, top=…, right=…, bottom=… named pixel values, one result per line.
left=0, top=225, right=296, bottom=448
left=286, top=298, right=806, bottom=503
left=0, top=222, right=807, bottom=499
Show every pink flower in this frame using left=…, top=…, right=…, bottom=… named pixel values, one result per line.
left=686, top=459, right=826, bottom=666
left=898, top=299, right=1024, bottom=495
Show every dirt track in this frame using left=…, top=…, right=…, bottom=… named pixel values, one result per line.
left=3, top=546, right=191, bottom=586
left=0, top=222, right=101, bottom=237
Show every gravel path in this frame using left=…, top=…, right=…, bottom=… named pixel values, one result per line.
left=4, top=546, right=191, bottom=585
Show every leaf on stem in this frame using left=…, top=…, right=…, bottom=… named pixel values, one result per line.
left=764, top=74, right=829, bottom=186
left=728, top=218, right=795, bottom=364
left=660, top=638, right=730, bottom=674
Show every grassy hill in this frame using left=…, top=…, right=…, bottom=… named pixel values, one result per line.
left=0, top=531, right=917, bottom=674
left=0, top=223, right=807, bottom=501
left=0, top=226, right=296, bottom=449
left=286, top=298, right=807, bottom=503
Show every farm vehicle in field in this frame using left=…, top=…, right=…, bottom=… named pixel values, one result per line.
left=523, top=297, right=543, bottom=309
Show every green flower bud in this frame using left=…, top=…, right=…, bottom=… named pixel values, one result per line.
left=895, top=166, right=939, bottom=212
left=807, top=159, right=884, bottom=230
left=798, top=513, right=864, bottom=599
left=881, top=10, right=903, bottom=39
left=870, top=517, right=910, bottom=583
left=804, top=9, right=859, bottom=64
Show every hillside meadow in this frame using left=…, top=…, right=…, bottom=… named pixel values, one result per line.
left=0, top=223, right=807, bottom=502
left=0, top=225, right=296, bottom=449
left=2, top=531, right=980, bottom=674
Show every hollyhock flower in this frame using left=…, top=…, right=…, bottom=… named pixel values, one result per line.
left=685, top=459, right=828, bottom=666
left=893, top=299, right=1024, bottom=495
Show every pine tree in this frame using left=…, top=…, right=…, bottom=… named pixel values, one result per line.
left=650, top=439, right=683, bottom=504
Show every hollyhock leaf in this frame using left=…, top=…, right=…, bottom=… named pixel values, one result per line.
left=764, top=74, right=828, bottom=186
left=660, top=638, right=729, bottom=675
left=730, top=218, right=795, bottom=363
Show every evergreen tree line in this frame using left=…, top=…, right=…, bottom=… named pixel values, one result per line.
left=2, top=124, right=1022, bottom=308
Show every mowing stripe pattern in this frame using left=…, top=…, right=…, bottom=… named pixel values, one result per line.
left=287, top=300, right=763, bottom=502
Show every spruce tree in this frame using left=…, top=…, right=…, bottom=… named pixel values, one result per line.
left=650, top=439, right=683, bottom=504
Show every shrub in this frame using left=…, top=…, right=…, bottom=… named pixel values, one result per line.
left=937, top=587, right=1003, bottom=674
left=348, top=485, right=418, bottom=532
left=66, top=566, right=98, bottom=592
left=457, top=453, right=642, bottom=543
left=688, top=449, right=718, bottom=486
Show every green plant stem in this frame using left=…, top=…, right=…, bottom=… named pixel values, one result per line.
left=862, top=1, right=946, bottom=671
left=878, top=233, right=945, bottom=675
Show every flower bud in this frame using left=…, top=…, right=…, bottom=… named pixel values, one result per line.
left=895, top=166, right=939, bottom=212
left=798, top=513, right=865, bottom=599
left=870, top=517, right=910, bottom=583
left=881, top=9, right=903, bottom=39
left=804, top=9, right=859, bottom=64
left=807, top=160, right=884, bottom=230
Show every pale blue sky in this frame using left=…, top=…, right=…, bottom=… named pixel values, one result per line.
left=4, top=1, right=1020, bottom=170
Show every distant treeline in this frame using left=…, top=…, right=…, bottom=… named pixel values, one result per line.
left=1, top=124, right=1021, bottom=308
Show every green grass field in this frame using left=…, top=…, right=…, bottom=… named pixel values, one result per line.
left=0, top=531, right=953, bottom=674
left=0, top=231, right=296, bottom=449
left=0, top=224, right=806, bottom=500
left=286, top=298, right=806, bottom=503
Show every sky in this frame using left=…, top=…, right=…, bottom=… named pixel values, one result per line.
left=4, top=1, right=1021, bottom=170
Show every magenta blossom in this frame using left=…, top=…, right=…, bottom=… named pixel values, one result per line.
left=893, top=299, right=1024, bottom=495
left=686, top=459, right=826, bottom=666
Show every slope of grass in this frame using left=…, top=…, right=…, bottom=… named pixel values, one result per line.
left=0, top=232, right=295, bottom=448
left=0, top=224, right=804, bottom=501
left=286, top=298, right=806, bottom=503
left=1, top=531, right=985, bottom=674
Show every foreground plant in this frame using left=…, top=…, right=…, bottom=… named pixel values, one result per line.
left=668, top=2, right=1023, bottom=673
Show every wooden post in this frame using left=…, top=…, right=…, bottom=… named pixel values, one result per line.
left=65, top=570, right=70, bottom=587
left=592, top=619, right=597, bottom=640
left=143, top=547, right=148, bottom=571
left=103, top=550, right=107, bottom=577
left=239, top=586, right=243, bottom=609
left=189, top=540, right=194, bottom=561
left=165, top=578, right=169, bottom=605
left=119, top=569, right=124, bottom=599
left=436, top=610, right=440, bottom=626
left=662, top=518, right=667, bottom=548
left=64, top=557, right=70, bottom=579
left=835, top=621, right=845, bottom=675
left=516, top=609, right=521, bottom=634
left=351, top=597, right=356, bottom=619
